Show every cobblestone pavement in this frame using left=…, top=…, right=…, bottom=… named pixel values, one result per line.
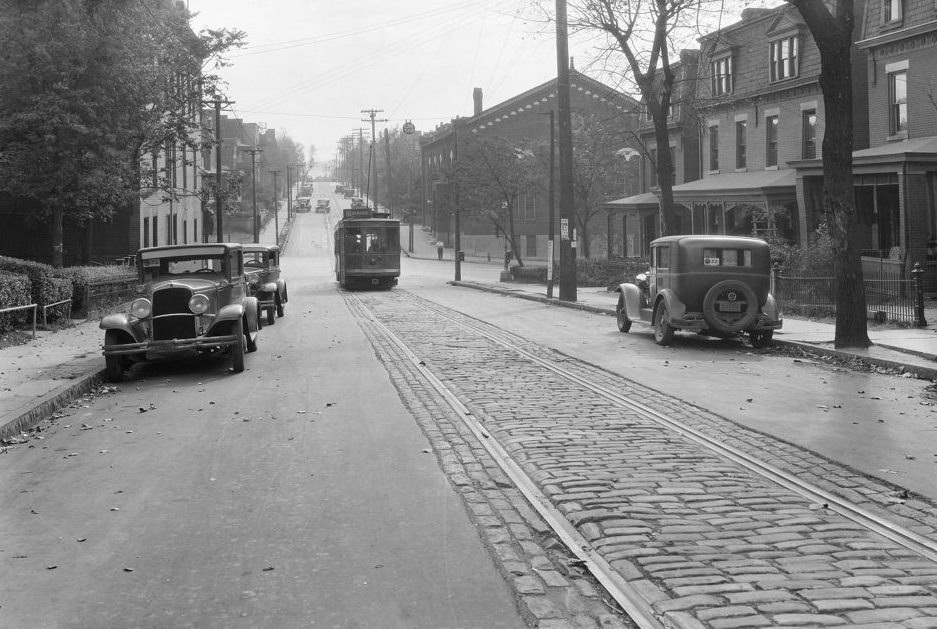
left=350, top=288, right=937, bottom=629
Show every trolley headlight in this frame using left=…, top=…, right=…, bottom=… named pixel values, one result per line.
left=189, top=293, right=210, bottom=315
left=130, top=298, right=152, bottom=319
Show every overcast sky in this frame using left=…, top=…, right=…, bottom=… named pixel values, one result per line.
left=188, top=0, right=779, bottom=169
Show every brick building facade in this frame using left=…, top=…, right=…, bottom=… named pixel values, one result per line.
left=421, top=69, right=640, bottom=262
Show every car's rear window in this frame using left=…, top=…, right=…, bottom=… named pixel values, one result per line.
left=702, top=248, right=752, bottom=267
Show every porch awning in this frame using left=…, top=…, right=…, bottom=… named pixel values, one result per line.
left=604, top=191, right=658, bottom=210
left=670, top=169, right=796, bottom=207
left=853, top=136, right=937, bottom=165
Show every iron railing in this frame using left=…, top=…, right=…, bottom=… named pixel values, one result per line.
left=774, top=263, right=926, bottom=326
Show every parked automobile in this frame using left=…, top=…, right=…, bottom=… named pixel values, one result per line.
left=350, top=198, right=365, bottom=209
left=615, top=235, right=782, bottom=348
left=99, top=243, right=262, bottom=381
left=243, top=243, right=288, bottom=325
left=295, top=197, right=311, bottom=212
left=315, top=199, right=330, bottom=213
left=343, top=190, right=354, bottom=199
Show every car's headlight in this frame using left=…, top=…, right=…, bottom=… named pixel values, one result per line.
left=130, top=298, right=152, bottom=318
left=189, top=294, right=210, bottom=314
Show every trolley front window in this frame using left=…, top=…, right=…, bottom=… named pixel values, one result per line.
left=344, top=228, right=363, bottom=253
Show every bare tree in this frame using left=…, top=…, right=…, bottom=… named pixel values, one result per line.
left=785, top=0, right=869, bottom=349
left=567, top=0, right=706, bottom=236
left=453, top=135, right=542, bottom=268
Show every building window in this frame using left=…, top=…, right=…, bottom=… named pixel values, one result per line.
left=884, top=0, right=902, bottom=23
left=151, top=152, right=158, bottom=188
left=153, top=216, right=159, bottom=247
left=183, top=219, right=188, bottom=244
left=143, top=217, right=150, bottom=247
left=516, top=193, right=536, bottom=220
left=709, top=125, right=719, bottom=171
left=711, top=56, right=733, bottom=95
left=769, top=36, right=799, bottom=82
left=736, top=120, right=747, bottom=169
left=765, top=115, right=779, bottom=167
left=194, top=218, right=199, bottom=243
left=802, top=109, right=817, bottom=159
left=889, top=70, right=908, bottom=135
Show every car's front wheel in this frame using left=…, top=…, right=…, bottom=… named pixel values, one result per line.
left=653, top=302, right=675, bottom=346
left=245, top=316, right=258, bottom=353
left=230, top=321, right=246, bottom=373
left=616, top=295, right=632, bottom=333
left=104, top=330, right=126, bottom=382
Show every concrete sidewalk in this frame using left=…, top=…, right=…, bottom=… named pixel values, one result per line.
left=5, top=226, right=937, bottom=441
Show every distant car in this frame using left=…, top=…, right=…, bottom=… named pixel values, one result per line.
left=243, top=244, right=288, bottom=325
left=615, top=235, right=782, bottom=348
left=99, top=243, right=262, bottom=381
left=343, top=190, right=354, bottom=199
left=295, top=196, right=311, bottom=212
left=315, top=199, right=330, bottom=213
left=350, top=198, right=365, bottom=209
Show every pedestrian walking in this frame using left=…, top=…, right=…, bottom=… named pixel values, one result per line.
left=437, top=241, right=444, bottom=260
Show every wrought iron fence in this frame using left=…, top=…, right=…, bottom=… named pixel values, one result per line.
left=774, top=268, right=923, bottom=326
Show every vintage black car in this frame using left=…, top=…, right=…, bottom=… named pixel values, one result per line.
left=99, top=243, right=262, bottom=381
left=243, top=243, right=288, bottom=325
left=615, top=235, right=782, bottom=347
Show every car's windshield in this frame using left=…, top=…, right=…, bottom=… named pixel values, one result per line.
left=141, top=255, right=223, bottom=282
left=244, top=251, right=267, bottom=268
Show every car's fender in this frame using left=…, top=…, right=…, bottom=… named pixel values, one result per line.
left=99, top=313, right=145, bottom=342
left=761, top=292, right=782, bottom=323
left=615, top=282, right=645, bottom=321
left=276, top=278, right=287, bottom=302
left=654, top=288, right=689, bottom=323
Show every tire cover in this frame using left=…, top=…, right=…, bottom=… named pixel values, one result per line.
left=702, top=280, right=759, bottom=333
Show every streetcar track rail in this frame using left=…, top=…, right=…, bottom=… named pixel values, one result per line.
left=407, top=296, right=937, bottom=566
left=346, top=288, right=937, bottom=628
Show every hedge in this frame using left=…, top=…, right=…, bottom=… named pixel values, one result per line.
left=0, top=272, right=32, bottom=333
left=0, top=256, right=68, bottom=311
left=507, top=257, right=651, bottom=288
left=55, top=265, right=136, bottom=316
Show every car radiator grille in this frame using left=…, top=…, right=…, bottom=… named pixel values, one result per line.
left=152, top=287, right=196, bottom=340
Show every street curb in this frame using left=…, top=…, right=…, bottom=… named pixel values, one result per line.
left=449, top=280, right=612, bottom=315
left=1, top=369, right=105, bottom=441
left=771, top=339, right=937, bottom=380
left=450, top=280, right=937, bottom=381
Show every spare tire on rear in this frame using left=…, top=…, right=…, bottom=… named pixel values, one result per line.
left=702, top=280, right=759, bottom=334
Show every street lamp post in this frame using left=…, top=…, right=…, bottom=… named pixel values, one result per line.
left=271, top=169, right=280, bottom=248
left=247, top=148, right=263, bottom=243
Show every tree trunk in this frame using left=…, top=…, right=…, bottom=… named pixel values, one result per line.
left=654, top=115, right=676, bottom=236
left=792, top=0, right=870, bottom=348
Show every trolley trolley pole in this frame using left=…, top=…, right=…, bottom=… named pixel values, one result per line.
left=361, top=109, right=387, bottom=212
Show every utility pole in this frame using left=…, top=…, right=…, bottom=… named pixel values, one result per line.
left=357, top=128, right=366, bottom=198
left=246, top=148, right=263, bottom=243
left=555, top=0, right=577, bottom=301
left=384, top=128, right=392, bottom=218
left=453, top=122, right=461, bottom=282
left=287, top=164, right=292, bottom=221
left=361, top=109, right=387, bottom=211
left=211, top=98, right=234, bottom=243
left=540, top=110, right=556, bottom=299
left=271, top=169, right=280, bottom=248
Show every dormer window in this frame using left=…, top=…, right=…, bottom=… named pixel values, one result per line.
left=711, top=55, right=733, bottom=95
left=769, top=35, right=799, bottom=82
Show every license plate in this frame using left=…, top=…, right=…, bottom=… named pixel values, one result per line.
left=720, top=301, right=741, bottom=312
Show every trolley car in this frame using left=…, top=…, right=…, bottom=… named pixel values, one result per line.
left=334, top=208, right=400, bottom=289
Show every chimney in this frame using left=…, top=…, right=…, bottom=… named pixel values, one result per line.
left=473, top=87, right=483, bottom=116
